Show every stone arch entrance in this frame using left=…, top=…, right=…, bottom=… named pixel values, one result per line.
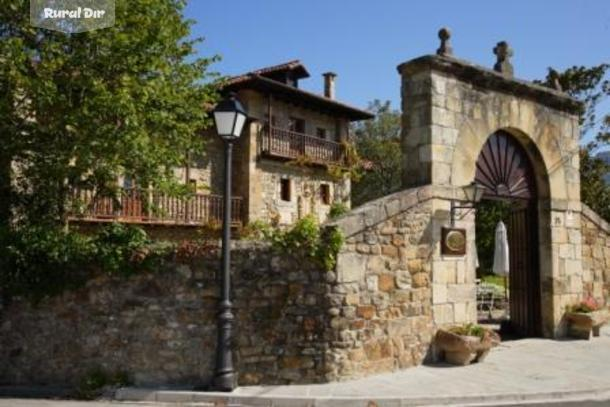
left=398, top=52, right=584, bottom=338
left=475, top=130, right=542, bottom=336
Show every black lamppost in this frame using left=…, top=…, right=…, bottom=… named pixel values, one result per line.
left=211, top=93, right=247, bottom=392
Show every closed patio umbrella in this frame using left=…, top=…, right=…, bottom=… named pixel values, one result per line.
left=493, top=221, right=510, bottom=304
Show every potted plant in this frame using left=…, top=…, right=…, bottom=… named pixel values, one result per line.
left=435, top=323, right=500, bottom=366
left=565, top=297, right=609, bottom=340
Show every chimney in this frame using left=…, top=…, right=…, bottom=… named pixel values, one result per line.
left=323, top=72, right=337, bottom=99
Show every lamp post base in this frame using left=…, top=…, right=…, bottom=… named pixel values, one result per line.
left=212, top=372, right=236, bottom=392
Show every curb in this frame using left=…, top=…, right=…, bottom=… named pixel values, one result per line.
left=114, top=386, right=610, bottom=406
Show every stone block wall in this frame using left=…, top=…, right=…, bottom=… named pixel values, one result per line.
left=581, top=205, right=610, bottom=305
left=324, top=185, right=465, bottom=380
left=0, top=185, right=456, bottom=388
left=0, top=242, right=331, bottom=387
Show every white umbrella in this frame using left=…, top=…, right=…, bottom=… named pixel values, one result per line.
left=493, top=220, right=510, bottom=305
left=493, top=221, right=509, bottom=276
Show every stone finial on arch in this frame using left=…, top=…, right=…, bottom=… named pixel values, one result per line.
left=436, top=27, right=453, bottom=57
left=493, top=41, right=514, bottom=78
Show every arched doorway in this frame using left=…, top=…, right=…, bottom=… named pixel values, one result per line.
left=474, top=130, right=542, bottom=337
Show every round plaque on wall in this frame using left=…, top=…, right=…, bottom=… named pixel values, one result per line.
left=441, top=227, right=467, bottom=256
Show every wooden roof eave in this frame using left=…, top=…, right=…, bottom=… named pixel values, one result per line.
left=223, top=75, right=374, bottom=122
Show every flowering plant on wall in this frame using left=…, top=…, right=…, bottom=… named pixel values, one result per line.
left=568, top=297, right=601, bottom=313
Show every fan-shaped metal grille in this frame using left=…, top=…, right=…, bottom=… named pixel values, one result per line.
left=475, top=131, right=536, bottom=200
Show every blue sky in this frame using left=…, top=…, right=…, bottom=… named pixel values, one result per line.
left=186, top=0, right=609, bottom=142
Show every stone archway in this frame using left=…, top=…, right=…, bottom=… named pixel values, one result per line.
left=474, top=130, right=542, bottom=337
left=398, top=53, right=583, bottom=338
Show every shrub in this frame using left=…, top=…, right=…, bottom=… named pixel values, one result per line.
left=240, top=220, right=274, bottom=240
left=0, top=226, right=94, bottom=302
left=448, top=323, right=488, bottom=339
left=76, top=368, right=131, bottom=400
left=266, top=215, right=344, bottom=270
left=92, top=223, right=150, bottom=275
left=0, top=223, right=171, bottom=302
left=328, top=202, right=349, bottom=219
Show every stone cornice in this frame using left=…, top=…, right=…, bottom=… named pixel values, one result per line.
left=326, top=184, right=464, bottom=237
left=397, top=55, right=583, bottom=115
left=581, top=203, right=610, bottom=233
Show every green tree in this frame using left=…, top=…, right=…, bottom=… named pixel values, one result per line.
left=537, top=64, right=610, bottom=221
left=0, top=0, right=219, bottom=228
left=351, top=100, right=402, bottom=206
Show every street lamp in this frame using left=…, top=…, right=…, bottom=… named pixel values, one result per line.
left=450, top=181, right=486, bottom=226
left=211, top=93, right=247, bottom=392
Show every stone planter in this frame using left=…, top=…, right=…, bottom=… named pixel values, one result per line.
left=565, top=309, right=609, bottom=340
left=435, top=329, right=499, bottom=366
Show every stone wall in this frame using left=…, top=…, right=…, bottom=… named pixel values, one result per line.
left=581, top=205, right=610, bottom=305
left=256, top=159, right=349, bottom=226
left=324, top=184, right=465, bottom=380
left=0, top=242, right=331, bottom=387
left=0, top=185, right=459, bottom=387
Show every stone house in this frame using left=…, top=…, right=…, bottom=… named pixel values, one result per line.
left=72, top=61, right=373, bottom=228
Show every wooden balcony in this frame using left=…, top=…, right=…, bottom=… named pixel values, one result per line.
left=68, top=188, right=244, bottom=226
left=260, top=126, right=345, bottom=166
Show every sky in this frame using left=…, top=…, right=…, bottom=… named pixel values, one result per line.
left=185, top=0, right=609, bottom=142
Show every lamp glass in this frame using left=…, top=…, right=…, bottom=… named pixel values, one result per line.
left=463, top=183, right=475, bottom=203
left=474, top=183, right=486, bottom=203
left=463, top=182, right=485, bottom=203
left=214, top=111, right=237, bottom=138
left=232, top=112, right=246, bottom=138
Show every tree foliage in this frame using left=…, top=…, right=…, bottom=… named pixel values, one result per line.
left=538, top=64, right=610, bottom=221
left=0, top=0, right=219, bottom=227
left=351, top=100, right=402, bottom=206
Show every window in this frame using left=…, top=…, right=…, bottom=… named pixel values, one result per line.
left=316, top=128, right=327, bottom=139
left=189, top=179, right=197, bottom=192
left=320, top=184, right=331, bottom=205
left=280, top=178, right=291, bottom=202
left=288, top=117, right=305, bottom=133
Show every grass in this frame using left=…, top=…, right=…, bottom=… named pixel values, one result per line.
left=480, top=274, right=507, bottom=288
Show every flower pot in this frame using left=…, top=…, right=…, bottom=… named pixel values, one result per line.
left=565, top=309, right=609, bottom=340
left=435, top=329, right=499, bottom=366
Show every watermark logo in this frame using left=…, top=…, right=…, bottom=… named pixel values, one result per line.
left=30, top=0, right=115, bottom=33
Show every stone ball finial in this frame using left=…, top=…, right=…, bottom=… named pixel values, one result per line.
left=436, top=27, right=453, bottom=57
left=493, top=41, right=514, bottom=78
left=549, top=68, right=563, bottom=92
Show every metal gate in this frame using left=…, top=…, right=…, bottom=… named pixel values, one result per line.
left=475, top=130, right=541, bottom=337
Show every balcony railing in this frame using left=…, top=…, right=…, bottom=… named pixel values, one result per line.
left=260, top=126, right=345, bottom=166
left=68, top=188, right=244, bottom=226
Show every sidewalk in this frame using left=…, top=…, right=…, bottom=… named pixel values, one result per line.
left=115, top=327, right=610, bottom=406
